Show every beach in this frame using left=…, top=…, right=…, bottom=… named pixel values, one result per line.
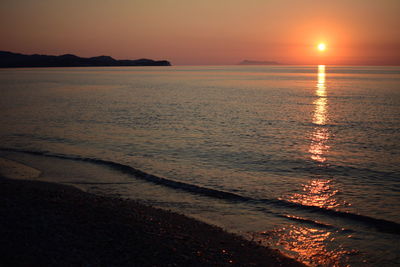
left=0, top=157, right=303, bottom=266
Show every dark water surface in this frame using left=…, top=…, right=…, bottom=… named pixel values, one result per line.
left=1, top=66, right=399, bottom=266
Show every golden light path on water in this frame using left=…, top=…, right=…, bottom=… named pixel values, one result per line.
left=289, top=65, right=338, bottom=210
left=262, top=66, right=351, bottom=266
left=309, top=65, right=330, bottom=163
left=288, top=65, right=338, bottom=209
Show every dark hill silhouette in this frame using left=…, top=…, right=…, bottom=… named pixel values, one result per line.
left=0, top=51, right=171, bottom=68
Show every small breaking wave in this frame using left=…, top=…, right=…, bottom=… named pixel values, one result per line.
left=2, top=147, right=400, bottom=235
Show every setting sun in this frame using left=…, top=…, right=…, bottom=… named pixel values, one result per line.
left=318, top=43, right=326, bottom=51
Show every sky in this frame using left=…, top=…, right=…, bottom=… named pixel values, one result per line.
left=1, top=0, right=399, bottom=65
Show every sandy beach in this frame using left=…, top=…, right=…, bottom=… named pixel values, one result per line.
left=0, top=157, right=304, bottom=266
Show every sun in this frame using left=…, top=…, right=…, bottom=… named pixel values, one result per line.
left=318, top=43, right=326, bottom=51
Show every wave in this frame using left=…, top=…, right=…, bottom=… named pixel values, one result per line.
left=279, top=215, right=337, bottom=230
left=2, top=147, right=400, bottom=235
left=0, top=148, right=249, bottom=201
left=265, top=198, right=400, bottom=235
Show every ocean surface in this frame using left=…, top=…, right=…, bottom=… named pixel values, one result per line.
left=0, top=65, right=399, bottom=266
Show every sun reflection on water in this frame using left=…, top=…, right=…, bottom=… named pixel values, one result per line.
left=309, top=128, right=330, bottom=163
left=291, top=65, right=339, bottom=209
left=267, top=66, right=351, bottom=266
left=260, top=225, right=353, bottom=266
left=287, top=179, right=339, bottom=209
left=309, top=65, right=330, bottom=163
left=316, top=65, right=326, bottom=98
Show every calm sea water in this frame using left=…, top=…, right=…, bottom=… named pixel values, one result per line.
left=1, top=66, right=399, bottom=266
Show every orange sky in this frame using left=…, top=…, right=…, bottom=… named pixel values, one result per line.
left=1, top=0, right=399, bottom=65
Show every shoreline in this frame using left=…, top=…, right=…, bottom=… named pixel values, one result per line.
left=0, top=157, right=304, bottom=266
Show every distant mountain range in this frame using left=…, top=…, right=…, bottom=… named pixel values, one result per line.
left=239, top=60, right=279, bottom=65
left=0, top=51, right=171, bottom=68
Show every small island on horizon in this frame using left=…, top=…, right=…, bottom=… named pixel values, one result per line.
left=239, top=60, right=280, bottom=65
left=0, top=51, right=171, bottom=68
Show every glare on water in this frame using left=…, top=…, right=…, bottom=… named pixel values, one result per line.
left=309, top=65, right=330, bottom=162
left=272, top=66, right=348, bottom=266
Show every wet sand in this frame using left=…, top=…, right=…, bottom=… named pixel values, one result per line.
left=0, top=157, right=304, bottom=266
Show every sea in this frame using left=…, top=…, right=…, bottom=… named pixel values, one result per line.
left=0, top=65, right=399, bottom=266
